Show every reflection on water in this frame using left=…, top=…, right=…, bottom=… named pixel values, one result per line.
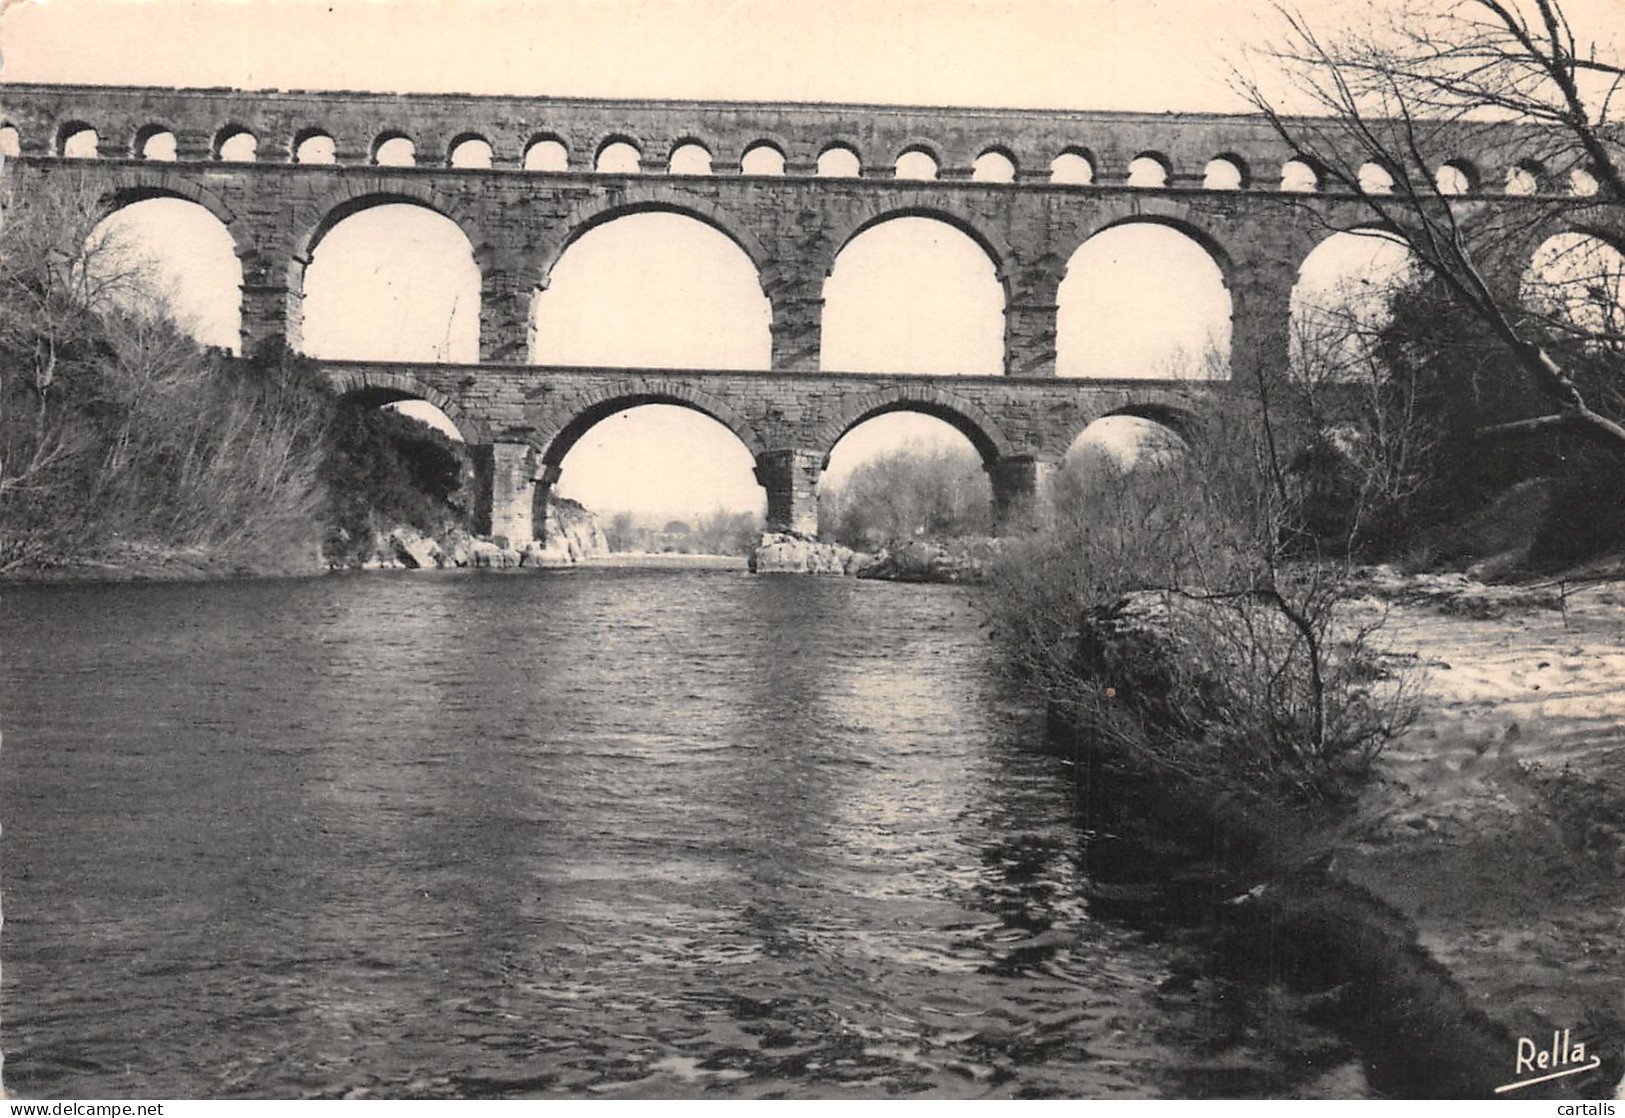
left=1, top=570, right=1350, bottom=1098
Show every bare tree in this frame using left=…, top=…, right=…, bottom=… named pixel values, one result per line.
left=1, top=170, right=330, bottom=571
left=0, top=172, right=150, bottom=510
left=1237, top=0, right=1625, bottom=452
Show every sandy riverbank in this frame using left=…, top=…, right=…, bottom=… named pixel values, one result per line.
left=1338, top=578, right=1625, bottom=1087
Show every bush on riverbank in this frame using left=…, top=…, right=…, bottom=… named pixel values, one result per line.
left=0, top=173, right=505, bottom=576
left=0, top=175, right=335, bottom=572
left=983, top=392, right=1418, bottom=806
left=320, top=395, right=471, bottom=568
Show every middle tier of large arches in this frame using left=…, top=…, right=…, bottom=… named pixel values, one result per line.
left=75, top=164, right=1625, bottom=378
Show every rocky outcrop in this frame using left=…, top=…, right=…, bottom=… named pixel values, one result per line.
left=748, top=533, right=1006, bottom=580
left=505, top=495, right=611, bottom=566
left=854, top=539, right=1000, bottom=584
left=387, top=526, right=444, bottom=570
left=749, top=533, right=861, bottom=575
left=349, top=494, right=609, bottom=572
left=468, top=539, right=521, bottom=568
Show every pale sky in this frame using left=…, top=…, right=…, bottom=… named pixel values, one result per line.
left=9, top=0, right=1618, bottom=519
left=1, top=0, right=1283, bottom=111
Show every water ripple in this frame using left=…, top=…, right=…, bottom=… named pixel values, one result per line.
left=1, top=571, right=1357, bottom=1098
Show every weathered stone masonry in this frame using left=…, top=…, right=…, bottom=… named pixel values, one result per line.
left=325, top=361, right=1217, bottom=537
left=5, top=84, right=1619, bottom=539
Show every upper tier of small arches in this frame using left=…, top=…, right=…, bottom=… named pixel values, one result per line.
left=0, top=83, right=1604, bottom=198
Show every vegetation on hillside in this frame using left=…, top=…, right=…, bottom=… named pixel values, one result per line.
left=0, top=175, right=335, bottom=572
left=983, top=382, right=1421, bottom=806
left=0, top=172, right=483, bottom=574
left=320, top=400, right=472, bottom=567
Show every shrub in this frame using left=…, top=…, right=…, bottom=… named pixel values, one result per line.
left=982, top=393, right=1418, bottom=805
left=320, top=404, right=471, bottom=566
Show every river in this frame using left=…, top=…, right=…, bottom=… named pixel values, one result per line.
left=0, top=569, right=1358, bottom=1098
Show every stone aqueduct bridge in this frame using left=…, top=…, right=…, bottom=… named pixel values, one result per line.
left=5, top=84, right=1619, bottom=538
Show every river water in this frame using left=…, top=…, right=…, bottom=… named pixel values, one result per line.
left=0, top=569, right=1355, bottom=1099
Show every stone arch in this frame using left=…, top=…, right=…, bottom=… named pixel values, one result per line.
left=1061, top=213, right=1237, bottom=289
left=1568, top=166, right=1601, bottom=197
left=1098, top=401, right=1205, bottom=445
left=739, top=135, right=791, bottom=172
left=1436, top=158, right=1479, bottom=195
left=534, top=186, right=772, bottom=290
left=893, top=141, right=942, bottom=180
left=534, top=381, right=767, bottom=468
left=1550, top=223, right=1625, bottom=255
left=1055, top=215, right=1236, bottom=380
left=292, top=127, right=337, bottom=164
left=1358, top=160, right=1399, bottom=194
left=446, top=132, right=493, bottom=168
left=99, top=171, right=249, bottom=257
left=1128, top=151, right=1172, bottom=187
left=1290, top=223, right=1422, bottom=377
left=213, top=123, right=258, bottom=161
left=593, top=133, right=644, bottom=172
left=1051, top=148, right=1096, bottom=185
left=57, top=120, right=99, bottom=157
left=295, top=180, right=486, bottom=263
left=1055, top=397, right=1204, bottom=458
left=811, top=384, right=1014, bottom=468
left=1520, top=226, right=1625, bottom=333
left=972, top=147, right=1018, bottom=183
left=324, top=368, right=486, bottom=444
left=1506, top=158, right=1550, bottom=195
left=819, top=199, right=1015, bottom=289
left=664, top=136, right=714, bottom=174
left=86, top=187, right=250, bottom=351
left=1204, top=153, right=1249, bottom=190
left=522, top=133, right=570, bottom=171
left=816, top=140, right=864, bottom=177
left=132, top=123, right=176, bottom=160
left=297, top=194, right=483, bottom=362
left=1281, top=156, right=1323, bottom=193
left=371, top=131, right=416, bottom=166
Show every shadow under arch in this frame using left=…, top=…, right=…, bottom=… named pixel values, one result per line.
left=533, top=380, right=768, bottom=469
left=1098, top=402, right=1205, bottom=446
left=1541, top=221, right=1625, bottom=255
left=811, top=384, right=1015, bottom=469
left=1054, top=396, right=1208, bottom=457
left=324, top=366, right=487, bottom=445
left=534, top=186, right=772, bottom=291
